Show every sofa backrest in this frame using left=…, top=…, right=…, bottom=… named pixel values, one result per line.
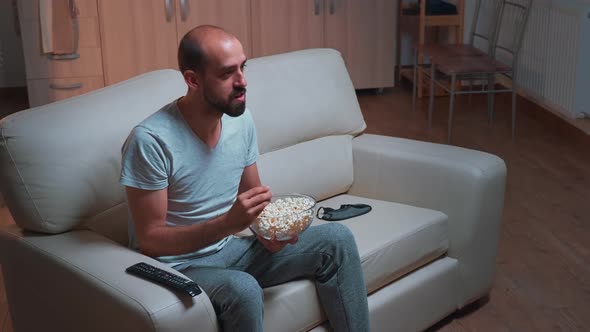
left=245, top=49, right=365, bottom=201
left=0, top=70, right=186, bottom=243
left=245, top=49, right=366, bottom=154
left=0, top=49, right=365, bottom=244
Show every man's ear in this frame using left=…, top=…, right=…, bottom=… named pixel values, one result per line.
left=183, top=70, right=201, bottom=90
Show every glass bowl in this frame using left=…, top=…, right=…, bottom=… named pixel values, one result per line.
left=250, top=193, right=316, bottom=241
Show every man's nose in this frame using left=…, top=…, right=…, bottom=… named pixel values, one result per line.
left=235, top=71, right=247, bottom=87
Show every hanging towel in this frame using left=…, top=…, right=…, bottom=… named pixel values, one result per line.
left=39, top=0, right=78, bottom=55
left=39, top=0, right=53, bottom=53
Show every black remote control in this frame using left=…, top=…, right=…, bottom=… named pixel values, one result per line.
left=126, top=262, right=202, bottom=297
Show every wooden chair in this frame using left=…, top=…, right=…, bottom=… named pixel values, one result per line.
left=399, top=0, right=465, bottom=97
left=412, top=0, right=503, bottom=111
left=415, top=0, right=532, bottom=143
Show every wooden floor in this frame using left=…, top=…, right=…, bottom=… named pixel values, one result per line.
left=1, top=84, right=590, bottom=331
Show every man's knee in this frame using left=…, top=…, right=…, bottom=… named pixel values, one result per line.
left=322, top=223, right=357, bottom=250
left=327, top=222, right=354, bottom=240
left=221, top=272, right=264, bottom=309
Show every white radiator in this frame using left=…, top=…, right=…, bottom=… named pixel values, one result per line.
left=517, top=0, right=590, bottom=119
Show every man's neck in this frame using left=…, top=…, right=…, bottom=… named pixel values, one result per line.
left=177, top=95, right=222, bottom=149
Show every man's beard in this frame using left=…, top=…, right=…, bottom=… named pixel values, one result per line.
left=204, top=87, right=246, bottom=117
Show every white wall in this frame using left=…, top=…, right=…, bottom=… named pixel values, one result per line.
left=0, top=0, right=26, bottom=88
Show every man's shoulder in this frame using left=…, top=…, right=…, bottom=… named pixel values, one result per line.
left=225, top=108, right=255, bottom=128
left=241, top=108, right=256, bottom=132
left=128, top=101, right=185, bottom=142
left=243, top=108, right=254, bottom=123
left=123, top=101, right=182, bottom=149
left=138, top=101, right=180, bottom=129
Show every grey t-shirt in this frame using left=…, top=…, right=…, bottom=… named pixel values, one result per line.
left=120, top=101, right=258, bottom=265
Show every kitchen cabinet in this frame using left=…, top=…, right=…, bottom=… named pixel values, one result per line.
left=99, top=0, right=250, bottom=85
left=252, top=0, right=397, bottom=89
left=18, top=0, right=397, bottom=106
left=18, top=0, right=104, bottom=107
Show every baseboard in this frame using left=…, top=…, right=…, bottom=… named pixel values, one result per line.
left=493, top=76, right=590, bottom=138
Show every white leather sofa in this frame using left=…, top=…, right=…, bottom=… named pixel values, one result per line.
left=0, top=49, right=507, bottom=331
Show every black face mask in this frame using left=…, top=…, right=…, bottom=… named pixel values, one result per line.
left=316, top=204, right=372, bottom=221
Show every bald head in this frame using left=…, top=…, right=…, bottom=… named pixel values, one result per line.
left=177, top=25, right=239, bottom=74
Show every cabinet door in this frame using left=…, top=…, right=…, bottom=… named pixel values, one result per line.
left=175, top=0, right=252, bottom=57
left=251, top=0, right=324, bottom=57
left=18, top=0, right=103, bottom=80
left=98, top=0, right=178, bottom=85
left=325, top=0, right=396, bottom=89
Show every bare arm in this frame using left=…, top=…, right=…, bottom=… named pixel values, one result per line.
left=239, top=162, right=263, bottom=194
left=126, top=166, right=271, bottom=257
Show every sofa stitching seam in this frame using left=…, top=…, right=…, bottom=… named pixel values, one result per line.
left=198, top=294, right=219, bottom=328
left=0, top=126, right=47, bottom=227
left=150, top=293, right=218, bottom=329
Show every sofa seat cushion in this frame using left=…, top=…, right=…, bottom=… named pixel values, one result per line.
left=260, top=194, right=449, bottom=331
left=317, top=194, right=450, bottom=293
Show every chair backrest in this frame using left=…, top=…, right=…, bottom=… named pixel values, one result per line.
left=491, top=0, right=533, bottom=68
left=469, top=0, right=504, bottom=54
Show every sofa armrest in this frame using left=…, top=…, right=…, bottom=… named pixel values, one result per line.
left=0, top=225, right=218, bottom=332
left=349, top=134, right=507, bottom=307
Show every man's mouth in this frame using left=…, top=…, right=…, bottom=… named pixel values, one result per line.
left=233, top=89, right=246, bottom=101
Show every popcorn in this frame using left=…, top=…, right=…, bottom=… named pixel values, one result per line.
left=253, top=195, right=315, bottom=240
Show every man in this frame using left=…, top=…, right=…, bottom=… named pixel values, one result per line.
left=120, top=25, right=369, bottom=331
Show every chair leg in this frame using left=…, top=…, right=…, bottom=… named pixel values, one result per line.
left=512, top=80, right=517, bottom=141
left=469, top=80, right=473, bottom=104
left=412, top=48, right=418, bottom=112
left=487, top=74, right=495, bottom=124
left=428, top=63, right=436, bottom=129
left=448, top=74, right=457, bottom=143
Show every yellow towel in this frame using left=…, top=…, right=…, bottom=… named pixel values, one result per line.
left=39, top=0, right=53, bottom=53
left=39, top=0, right=78, bottom=55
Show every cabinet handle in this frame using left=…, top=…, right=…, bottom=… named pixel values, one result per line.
left=46, top=0, right=80, bottom=60
left=49, top=82, right=83, bottom=90
left=180, top=0, right=189, bottom=21
left=329, top=0, right=335, bottom=15
left=165, top=0, right=174, bottom=22
left=314, top=0, right=321, bottom=15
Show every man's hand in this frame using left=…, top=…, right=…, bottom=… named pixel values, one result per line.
left=225, top=186, right=272, bottom=233
left=256, top=234, right=298, bottom=253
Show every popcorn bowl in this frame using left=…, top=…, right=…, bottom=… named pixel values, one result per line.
left=250, top=193, right=317, bottom=241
